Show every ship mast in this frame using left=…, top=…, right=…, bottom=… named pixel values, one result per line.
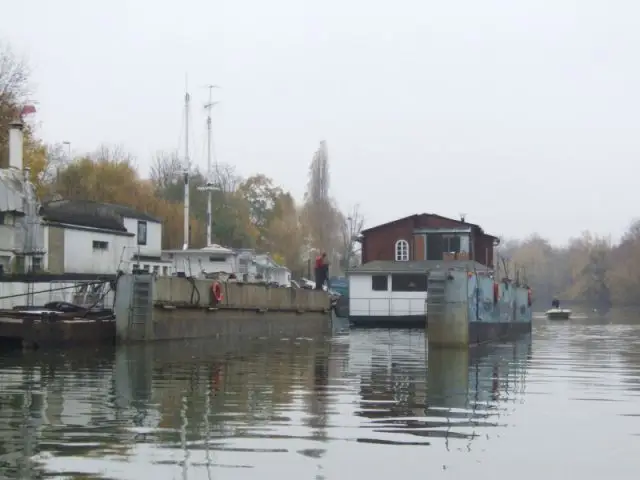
left=182, top=89, right=191, bottom=250
left=199, top=84, right=220, bottom=247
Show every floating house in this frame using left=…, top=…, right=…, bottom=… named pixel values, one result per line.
left=348, top=213, right=497, bottom=326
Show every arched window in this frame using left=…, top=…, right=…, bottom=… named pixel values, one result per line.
left=395, top=239, right=409, bottom=261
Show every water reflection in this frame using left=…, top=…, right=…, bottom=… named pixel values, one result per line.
left=352, top=330, right=530, bottom=448
left=2, top=321, right=640, bottom=479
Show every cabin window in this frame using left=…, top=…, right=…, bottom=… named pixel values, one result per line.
left=137, top=220, right=148, bottom=246
left=162, top=266, right=169, bottom=276
left=395, top=239, right=409, bottom=261
left=153, top=265, right=159, bottom=274
left=209, top=255, right=226, bottom=262
left=444, top=235, right=461, bottom=253
left=371, top=275, right=388, bottom=291
left=31, top=256, right=42, bottom=272
left=391, top=273, right=428, bottom=292
left=426, top=234, right=462, bottom=260
left=93, top=240, right=109, bottom=250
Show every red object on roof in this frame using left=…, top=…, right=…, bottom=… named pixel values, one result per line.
left=21, top=105, right=37, bottom=116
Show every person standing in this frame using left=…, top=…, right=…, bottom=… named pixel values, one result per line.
left=314, top=252, right=329, bottom=290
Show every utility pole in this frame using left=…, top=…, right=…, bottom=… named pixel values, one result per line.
left=198, top=84, right=220, bottom=247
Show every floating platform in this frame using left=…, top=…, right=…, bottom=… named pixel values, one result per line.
left=0, top=309, right=115, bottom=349
left=0, top=275, right=333, bottom=348
left=115, top=275, right=332, bottom=344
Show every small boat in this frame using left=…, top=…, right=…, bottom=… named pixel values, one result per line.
left=546, top=308, right=571, bottom=320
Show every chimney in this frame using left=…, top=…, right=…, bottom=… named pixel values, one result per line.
left=8, top=120, right=24, bottom=171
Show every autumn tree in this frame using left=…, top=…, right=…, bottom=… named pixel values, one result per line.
left=149, top=151, right=257, bottom=248
left=302, top=141, right=343, bottom=263
left=238, top=174, right=284, bottom=246
left=263, top=192, right=306, bottom=273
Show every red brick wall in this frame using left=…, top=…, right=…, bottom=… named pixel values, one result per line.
left=361, top=214, right=495, bottom=267
left=361, top=216, right=416, bottom=263
left=414, top=234, right=426, bottom=260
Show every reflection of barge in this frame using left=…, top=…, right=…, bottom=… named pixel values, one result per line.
left=353, top=331, right=531, bottom=446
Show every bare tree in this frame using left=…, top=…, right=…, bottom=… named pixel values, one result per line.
left=212, top=162, right=242, bottom=194
left=149, top=149, right=182, bottom=191
left=0, top=40, right=29, bottom=102
left=39, top=142, right=71, bottom=188
left=340, top=204, right=365, bottom=270
left=0, top=41, right=31, bottom=167
left=90, top=144, right=136, bottom=165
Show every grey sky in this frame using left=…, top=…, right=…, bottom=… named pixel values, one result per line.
left=3, top=0, right=638, bottom=245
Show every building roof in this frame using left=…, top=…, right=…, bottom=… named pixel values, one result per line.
left=347, top=260, right=491, bottom=275
left=41, top=199, right=161, bottom=227
left=360, top=213, right=498, bottom=240
left=41, top=199, right=129, bottom=232
left=101, top=203, right=161, bottom=223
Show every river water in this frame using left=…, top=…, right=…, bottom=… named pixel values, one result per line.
left=1, top=313, right=640, bottom=479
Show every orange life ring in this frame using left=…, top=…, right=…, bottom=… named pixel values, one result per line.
left=211, top=281, right=223, bottom=303
left=493, top=282, right=499, bottom=304
left=527, top=288, right=533, bottom=307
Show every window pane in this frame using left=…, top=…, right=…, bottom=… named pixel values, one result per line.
left=137, top=221, right=148, bottom=246
left=449, top=235, right=461, bottom=252
left=371, top=275, right=388, bottom=291
left=391, top=273, right=428, bottom=292
left=426, top=234, right=443, bottom=260
left=395, top=240, right=409, bottom=261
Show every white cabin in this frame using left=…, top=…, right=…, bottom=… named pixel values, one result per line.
left=347, top=261, right=429, bottom=325
left=163, top=244, right=236, bottom=277
left=164, top=246, right=292, bottom=286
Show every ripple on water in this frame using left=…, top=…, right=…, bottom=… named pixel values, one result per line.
left=1, top=320, right=640, bottom=479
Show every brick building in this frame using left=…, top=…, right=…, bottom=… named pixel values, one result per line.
left=359, top=214, right=499, bottom=268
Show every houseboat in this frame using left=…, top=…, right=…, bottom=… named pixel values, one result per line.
left=346, top=213, right=532, bottom=344
left=347, top=213, right=497, bottom=327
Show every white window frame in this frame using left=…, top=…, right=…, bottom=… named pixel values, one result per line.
left=395, top=239, right=409, bottom=261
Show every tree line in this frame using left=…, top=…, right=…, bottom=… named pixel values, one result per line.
left=498, top=227, right=640, bottom=307
left=0, top=40, right=364, bottom=277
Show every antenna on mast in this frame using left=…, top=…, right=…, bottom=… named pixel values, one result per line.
left=197, top=84, right=221, bottom=247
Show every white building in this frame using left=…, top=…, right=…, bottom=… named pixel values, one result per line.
left=108, top=204, right=171, bottom=275
left=347, top=260, right=429, bottom=326
left=40, top=200, right=171, bottom=275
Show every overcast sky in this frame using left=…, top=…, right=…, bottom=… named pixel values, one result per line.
left=2, top=0, right=638, bottom=245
